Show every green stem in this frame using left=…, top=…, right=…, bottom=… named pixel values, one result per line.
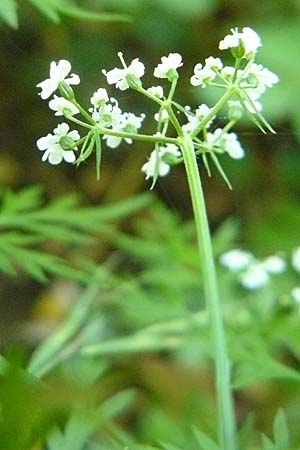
left=191, top=86, right=236, bottom=139
left=179, top=133, right=237, bottom=450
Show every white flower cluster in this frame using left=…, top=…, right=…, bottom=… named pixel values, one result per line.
left=206, top=129, right=245, bottom=159
left=219, top=27, right=262, bottom=58
left=220, top=249, right=286, bottom=290
left=36, top=27, right=279, bottom=182
left=190, top=27, right=279, bottom=113
left=141, top=144, right=181, bottom=179
left=89, top=88, right=145, bottom=149
left=37, top=60, right=81, bottom=164
left=220, top=247, right=300, bottom=302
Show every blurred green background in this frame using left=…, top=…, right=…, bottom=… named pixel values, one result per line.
left=1, top=1, right=300, bottom=448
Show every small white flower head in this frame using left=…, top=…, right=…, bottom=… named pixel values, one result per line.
left=220, top=249, right=253, bottom=271
left=291, top=287, right=300, bottom=304
left=154, top=108, right=169, bottom=122
left=48, top=96, right=79, bottom=117
left=36, top=123, right=80, bottom=165
left=103, top=52, right=145, bottom=91
left=292, top=247, right=300, bottom=272
left=182, top=104, right=213, bottom=134
left=219, top=27, right=262, bottom=59
left=205, top=56, right=223, bottom=71
left=207, top=129, right=245, bottom=159
left=147, top=86, right=164, bottom=98
left=37, top=60, right=80, bottom=100
left=190, top=63, right=216, bottom=88
left=103, top=112, right=145, bottom=149
left=141, top=144, right=180, bottom=180
left=240, top=263, right=269, bottom=290
left=154, top=53, right=183, bottom=82
left=262, top=255, right=286, bottom=274
left=220, top=66, right=236, bottom=81
left=90, top=88, right=109, bottom=106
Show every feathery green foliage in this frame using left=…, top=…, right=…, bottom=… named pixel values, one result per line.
left=0, top=0, right=131, bottom=29
left=0, top=186, right=152, bottom=281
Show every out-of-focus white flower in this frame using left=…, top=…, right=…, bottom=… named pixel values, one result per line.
left=90, top=97, right=122, bottom=128
left=240, top=263, right=269, bottom=290
left=292, top=247, right=300, bottom=272
left=36, top=123, right=80, bottom=165
left=90, top=88, right=109, bottom=106
left=190, top=63, right=216, bottom=87
left=182, top=104, right=213, bottom=134
left=205, top=56, right=223, bottom=71
left=147, top=86, right=164, bottom=98
left=291, top=287, right=300, bottom=304
left=103, top=112, right=145, bottom=148
left=262, top=255, right=286, bottom=274
left=220, top=66, right=236, bottom=80
left=48, top=96, right=79, bottom=116
left=219, top=27, right=262, bottom=58
left=154, top=53, right=183, bottom=80
left=207, top=129, right=245, bottom=159
left=37, top=60, right=80, bottom=100
left=103, top=53, right=145, bottom=91
left=141, top=144, right=180, bottom=180
left=220, top=249, right=253, bottom=271
left=154, top=108, right=169, bottom=122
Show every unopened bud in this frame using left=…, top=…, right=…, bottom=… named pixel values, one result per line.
left=58, top=81, right=75, bottom=100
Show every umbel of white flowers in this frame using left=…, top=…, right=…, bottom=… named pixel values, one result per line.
left=36, top=27, right=279, bottom=184
left=220, top=246, right=300, bottom=303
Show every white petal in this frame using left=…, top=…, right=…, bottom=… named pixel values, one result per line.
left=54, top=123, right=70, bottom=137
left=68, top=130, right=80, bottom=141
left=63, top=151, right=76, bottom=163
left=51, top=60, right=71, bottom=81
left=48, top=148, right=63, bottom=165
left=37, top=79, right=57, bottom=99
left=65, top=73, right=80, bottom=85
left=36, top=134, right=55, bottom=150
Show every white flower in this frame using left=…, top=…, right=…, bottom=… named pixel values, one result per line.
left=292, top=247, right=300, bottom=272
left=37, top=59, right=80, bottom=100
left=205, top=57, right=223, bottom=71
left=220, top=66, right=236, bottom=80
left=262, top=255, right=286, bottom=274
left=190, top=63, right=216, bottom=87
left=207, top=129, right=245, bottom=159
left=147, top=86, right=164, bottom=98
left=240, top=263, right=269, bottom=290
left=220, top=249, right=253, bottom=271
left=182, top=104, right=212, bottom=134
left=219, top=27, right=262, bottom=58
left=154, top=53, right=183, bottom=80
left=103, top=53, right=145, bottom=91
left=48, top=96, right=79, bottom=116
left=154, top=108, right=169, bottom=122
left=103, top=112, right=145, bottom=148
left=141, top=144, right=180, bottom=180
left=90, top=88, right=109, bottom=106
left=291, top=287, right=300, bottom=304
left=36, top=123, right=80, bottom=165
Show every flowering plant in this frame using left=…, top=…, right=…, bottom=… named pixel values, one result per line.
left=36, top=27, right=279, bottom=450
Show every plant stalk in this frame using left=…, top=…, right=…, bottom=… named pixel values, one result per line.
left=180, top=133, right=237, bottom=450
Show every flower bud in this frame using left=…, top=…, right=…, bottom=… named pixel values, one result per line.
left=228, top=101, right=243, bottom=121
left=58, top=81, right=75, bottom=100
